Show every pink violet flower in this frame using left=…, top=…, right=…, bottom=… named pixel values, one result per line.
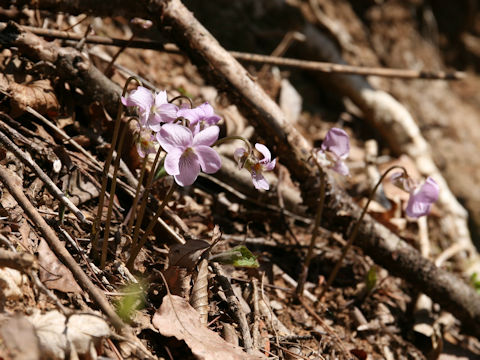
left=234, top=143, right=276, bottom=190
left=135, top=126, right=157, bottom=158
left=405, top=176, right=439, bottom=218
left=315, top=128, right=350, bottom=176
left=157, top=123, right=222, bottom=186
left=121, top=86, right=178, bottom=131
left=177, top=102, right=221, bottom=134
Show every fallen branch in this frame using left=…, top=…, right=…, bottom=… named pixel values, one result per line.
left=0, top=22, right=465, bottom=80
left=0, top=21, right=121, bottom=116
left=0, top=166, right=125, bottom=331
left=212, top=262, right=254, bottom=354
left=0, top=127, right=89, bottom=225
left=0, top=248, right=36, bottom=272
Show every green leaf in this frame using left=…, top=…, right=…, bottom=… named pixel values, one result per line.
left=365, top=266, right=377, bottom=294
left=470, top=273, right=480, bottom=294
left=212, top=245, right=259, bottom=268
left=115, top=282, right=146, bottom=323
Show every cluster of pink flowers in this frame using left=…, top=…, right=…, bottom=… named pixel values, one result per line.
left=122, top=86, right=276, bottom=188
left=315, top=128, right=439, bottom=218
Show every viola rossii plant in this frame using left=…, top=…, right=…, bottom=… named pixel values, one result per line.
left=91, top=81, right=277, bottom=269
left=93, top=79, right=439, bottom=284
left=297, top=127, right=440, bottom=297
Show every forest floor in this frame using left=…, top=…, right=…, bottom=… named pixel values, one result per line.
left=0, top=1, right=480, bottom=359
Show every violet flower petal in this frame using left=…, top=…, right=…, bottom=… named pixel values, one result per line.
left=192, top=125, right=220, bottom=147
left=405, top=177, right=439, bottom=218
left=158, top=103, right=179, bottom=123
left=157, top=123, right=192, bottom=153
left=195, top=145, right=222, bottom=174
left=177, top=107, right=201, bottom=125
left=331, top=159, right=349, bottom=176
left=234, top=147, right=247, bottom=168
left=255, top=143, right=271, bottom=163
left=122, top=86, right=153, bottom=109
left=164, top=148, right=183, bottom=176
left=263, top=158, right=276, bottom=172
left=175, top=152, right=201, bottom=186
left=251, top=170, right=269, bottom=190
left=154, top=90, right=168, bottom=107
left=321, top=128, right=350, bottom=159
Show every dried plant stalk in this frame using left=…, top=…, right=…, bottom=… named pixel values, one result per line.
left=190, top=258, right=209, bottom=325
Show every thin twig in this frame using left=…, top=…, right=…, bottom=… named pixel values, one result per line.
left=0, top=128, right=89, bottom=225
left=0, top=248, right=36, bottom=272
left=0, top=22, right=465, bottom=80
left=0, top=166, right=125, bottom=331
left=212, top=262, right=254, bottom=354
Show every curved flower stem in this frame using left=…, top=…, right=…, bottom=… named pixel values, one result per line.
left=214, top=135, right=253, bottom=155
left=169, top=94, right=193, bottom=108
left=90, top=76, right=142, bottom=260
left=296, top=160, right=326, bottom=296
left=100, top=118, right=135, bottom=269
left=318, top=165, right=408, bottom=301
left=126, top=182, right=177, bottom=270
left=130, top=147, right=164, bottom=251
left=126, top=156, right=148, bottom=233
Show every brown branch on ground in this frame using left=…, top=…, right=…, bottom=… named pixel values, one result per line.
left=0, top=21, right=121, bottom=117
left=0, top=248, right=37, bottom=272
left=0, top=22, right=465, bottom=80
left=0, top=127, right=89, bottom=225
left=0, top=165, right=126, bottom=331
left=212, top=262, right=255, bottom=354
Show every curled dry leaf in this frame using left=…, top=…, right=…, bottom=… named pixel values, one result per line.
left=152, top=295, right=264, bottom=360
left=8, top=79, right=60, bottom=117
left=190, top=258, right=209, bottom=325
left=169, top=239, right=211, bottom=271
left=27, top=310, right=110, bottom=360
left=0, top=267, right=27, bottom=300
left=37, top=238, right=82, bottom=293
left=0, top=315, right=40, bottom=360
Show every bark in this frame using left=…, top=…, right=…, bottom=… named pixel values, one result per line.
left=0, top=21, right=121, bottom=116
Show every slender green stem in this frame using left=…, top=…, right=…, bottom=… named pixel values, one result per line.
left=130, top=147, right=163, bottom=251
left=126, top=182, right=176, bottom=270
left=213, top=135, right=253, bottom=156
left=100, top=118, right=135, bottom=269
left=296, top=165, right=326, bottom=296
left=318, top=165, right=408, bottom=300
left=126, top=156, right=148, bottom=233
left=90, top=76, right=142, bottom=259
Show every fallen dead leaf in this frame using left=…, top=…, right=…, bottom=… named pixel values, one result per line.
left=169, top=239, right=211, bottom=271
left=152, top=294, right=264, bottom=360
left=0, top=267, right=27, bottom=300
left=28, top=310, right=110, bottom=360
left=37, top=238, right=82, bottom=293
left=0, top=315, right=40, bottom=360
left=8, top=79, right=59, bottom=117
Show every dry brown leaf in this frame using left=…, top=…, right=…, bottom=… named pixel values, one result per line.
left=152, top=295, right=264, bottom=360
left=9, top=79, right=59, bottom=117
left=61, top=169, right=99, bottom=206
left=190, top=258, right=209, bottom=325
left=0, top=267, right=26, bottom=300
left=27, top=310, right=110, bottom=360
left=169, top=239, right=211, bottom=271
left=0, top=315, right=40, bottom=360
left=163, top=266, right=192, bottom=298
left=37, top=238, right=82, bottom=293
